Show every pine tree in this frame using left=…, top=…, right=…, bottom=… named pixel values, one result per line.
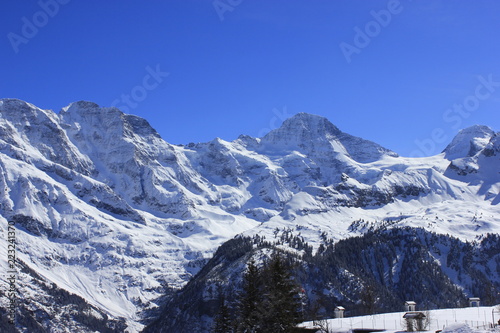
left=261, top=252, right=302, bottom=332
left=361, top=283, right=377, bottom=315
left=237, top=258, right=263, bottom=332
left=213, top=293, right=233, bottom=333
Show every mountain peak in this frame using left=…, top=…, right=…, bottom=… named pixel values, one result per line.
left=280, top=112, right=341, bottom=136
left=260, top=112, right=396, bottom=163
left=60, top=101, right=161, bottom=142
left=0, top=98, right=60, bottom=126
left=60, top=100, right=110, bottom=119
left=0, top=97, right=30, bottom=107
left=443, top=125, right=495, bottom=160
left=262, top=112, right=341, bottom=145
left=0, top=98, right=41, bottom=114
left=62, top=100, right=101, bottom=111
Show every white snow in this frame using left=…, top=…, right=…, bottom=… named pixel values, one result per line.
left=301, top=305, right=500, bottom=332
left=0, top=99, right=499, bottom=332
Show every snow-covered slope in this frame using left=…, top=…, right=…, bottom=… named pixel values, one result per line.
left=0, top=98, right=499, bottom=332
left=0, top=99, right=258, bottom=332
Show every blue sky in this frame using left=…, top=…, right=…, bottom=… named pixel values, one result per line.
left=2, top=0, right=500, bottom=156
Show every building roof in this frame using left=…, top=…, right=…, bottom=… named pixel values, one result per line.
left=405, top=301, right=416, bottom=305
left=403, top=312, right=426, bottom=319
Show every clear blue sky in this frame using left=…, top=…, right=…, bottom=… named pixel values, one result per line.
left=2, top=0, right=500, bottom=156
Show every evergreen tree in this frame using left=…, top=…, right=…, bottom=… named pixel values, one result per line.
left=213, top=293, right=233, bottom=333
left=261, top=252, right=302, bottom=332
left=360, top=283, right=377, bottom=315
left=237, top=258, right=263, bottom=332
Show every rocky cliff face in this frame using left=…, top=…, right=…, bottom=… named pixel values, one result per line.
left=0, top=98, right=498, bottom=332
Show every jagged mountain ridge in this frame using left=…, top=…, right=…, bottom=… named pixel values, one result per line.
left=0, top=98, right=499, bottom=332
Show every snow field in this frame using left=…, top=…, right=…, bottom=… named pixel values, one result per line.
left=301, top=306, right=500, bottom=332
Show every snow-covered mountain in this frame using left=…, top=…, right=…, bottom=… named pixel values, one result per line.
left=0, top=98, right=498, bottom=332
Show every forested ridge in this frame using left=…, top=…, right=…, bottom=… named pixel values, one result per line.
left=145, top=227, right=500, bottom=332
